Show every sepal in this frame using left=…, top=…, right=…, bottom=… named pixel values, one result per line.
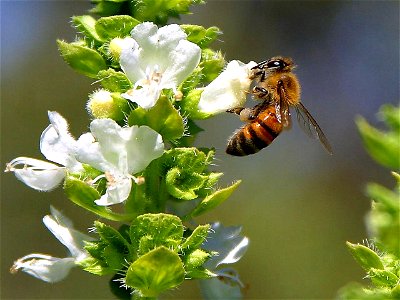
left=71, top=15, right=103, bottom=44
left=180, top=25, right=221, bottom=48
left=97, top=68, right=133, bottom=92
left=125, top=246, right=185, bottom=297
left=95, top=15, right=140, bottom=40
left=128, top=96, right=184, bottom=141
left=57, top=40, right=107, bottom=78
left=187, top=180, right=241, bottom=218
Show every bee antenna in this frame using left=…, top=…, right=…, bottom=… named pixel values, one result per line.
left=252, top=60, right=269, bottom=70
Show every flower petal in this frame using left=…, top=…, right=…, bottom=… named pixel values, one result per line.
left=11, top=254, right=76, bottom=283
left=40, top=111, right=82, bottom=171
left=198, top=60, right=257, bottom=115
left=43, top=206, right=93, bottom=260
left=202, top=222, right=249, bottom=269
left=94, top=175, right=132, bottom=206
left=161, top=39, right=201, bottom=88
left=6, top=157, right=66, bottom=191
left=121, top=82, right=161, bottom=109
left=119, top=38, right=142, bottom=83
left=77, top=119, right=164, bottom=175
left=124, top=125, right=164, bottom=174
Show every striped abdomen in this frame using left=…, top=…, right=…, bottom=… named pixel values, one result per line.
left=226, top=105, right=283, bottom=156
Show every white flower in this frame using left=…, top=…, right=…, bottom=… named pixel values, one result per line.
left=199, top=222, right=249, bottom=298
left=120, top=22, right=201, bottom=109
left=76, top=118, right=164, bottom=206
left=203, top=222, right=249, bottom=270
left=5, top=111, right=82, bottom=191
left=198, top=60, right=257, bottom=115
left=10, top=206, right=93, bottom=283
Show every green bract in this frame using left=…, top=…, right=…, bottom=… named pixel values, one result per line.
left=79, top=213, right=215, bottom=297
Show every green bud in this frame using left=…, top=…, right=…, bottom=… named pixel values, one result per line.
left=87, top=89, right=129, bottom=121
left=346, top=242, right=384, bottom=271
left=95, top=15, right=140, bottom=40
left=180, top=25, right=221, bottom=48
left=368, top=268, right=399, bottom=288
left=130, top=213, right=184, bottom=255
left=57, top=40, right=107, bottom=78
left=184, top=249, right=211, bottom=269
left=125, top=246, right=185, bottom=297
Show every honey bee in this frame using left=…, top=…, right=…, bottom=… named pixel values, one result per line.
left=226, top=56, right=332, bottom=156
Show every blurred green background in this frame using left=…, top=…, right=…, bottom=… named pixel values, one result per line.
left=1, top=1, right=399, bottom=299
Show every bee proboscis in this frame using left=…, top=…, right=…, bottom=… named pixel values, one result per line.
left=226, top=56, right=332, bottom=156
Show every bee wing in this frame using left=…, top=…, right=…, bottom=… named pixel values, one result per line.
left=295, top=102, right=333, bottom=154
left=276, top=82, right=292, bottom=128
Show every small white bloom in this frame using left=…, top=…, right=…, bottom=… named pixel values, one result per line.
left=76, top=118, right=164, bottom=206
left=5, top=111, right=82, bottom=191
left=203, top=222, right=249, bottom=269
left=198, top=60, right=257, bottom=115
left=10, top=206, right=93, bottom=283
left=120, top=22, right=201, bottom=109
left=199, top=222, right=249, bottom=298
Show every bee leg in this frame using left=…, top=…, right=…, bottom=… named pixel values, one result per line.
left=252, top=86, right=269, bottom=98
left=239, top=108, right=257, bottom=122
left=226, top=107, right=245, bottom=115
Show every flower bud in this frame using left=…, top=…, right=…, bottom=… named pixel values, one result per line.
left=108, top=37, right=135, bottom=62
left=87, top=89, right=128, bottom=121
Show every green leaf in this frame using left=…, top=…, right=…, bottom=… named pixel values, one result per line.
left=368, top=268, right=399, bottom=288
left=94, top=221, right=132, bottom=253
left=379, top=104, right=400, bottom=133
left=356, top=116, right=400, bottom=169
left=130, top=213, right=184, bottom=255
left=178, top=88, right=212, bottom=119
left=128, top=96, right=184, bottom=141
left=367, top=183, right=400, bottom=213
left=57, top=40, right=107, bottom=78
left=188, top=180, right=242, bottom=218
left=346, top=242, right=384, bottom=271
left=90, top=0, right=127, bottom=17
left=95, top=15, right=140, bottom=40
left=199, top=49, right=225, bottom=82
left=163, top=147, right=214, bottom=173
left=181, top=224, right=210, bottom=252
left=97, top=69, right=133, bottom=92
left=64, top=175, right=129, bottom=221
left=180, top=25, right=221, bottom=48
left=71, top=15, right=103, bottom=43
left=78, top=256, right=112, bottom=275
left=125, top=246, right=185, bottom=297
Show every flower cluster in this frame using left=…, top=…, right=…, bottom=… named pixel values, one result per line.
left=6, top=1, right=254, bottom=298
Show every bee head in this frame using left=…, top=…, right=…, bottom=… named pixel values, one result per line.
left=253, top=56, right=295, bottom=73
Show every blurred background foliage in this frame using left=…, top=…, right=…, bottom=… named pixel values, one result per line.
left=1, top=1, right=399, bottom=299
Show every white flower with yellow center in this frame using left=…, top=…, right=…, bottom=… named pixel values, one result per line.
left=120, top=22, right=201, bottom=109
left=76, top=119, right=164, bottom=206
